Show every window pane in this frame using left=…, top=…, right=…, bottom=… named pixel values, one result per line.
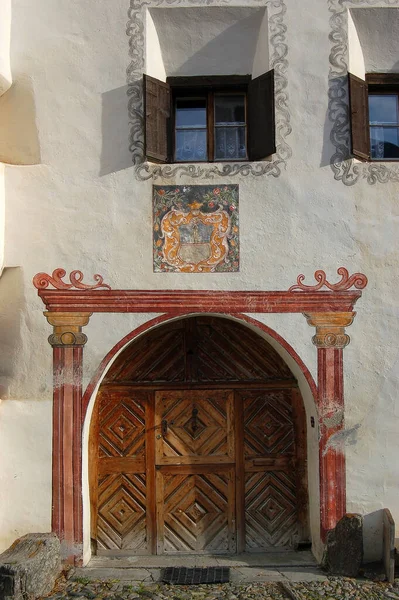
left=175, top=130, right=207, bottom=161
left=176, top=99, right=207, bottom=128
left=215, top=95, right=245, bottom=125
left=370, top=126, right=399, bottom=159
left=369, top=95, right=398, bottom=125
left=215, top=126, right=247, bottom=160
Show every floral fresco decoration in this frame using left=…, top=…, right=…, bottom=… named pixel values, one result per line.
left=153, top=185, right=239, bottom=273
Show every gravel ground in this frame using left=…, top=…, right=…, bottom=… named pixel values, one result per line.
left=40, top=574, right=399, bottom=600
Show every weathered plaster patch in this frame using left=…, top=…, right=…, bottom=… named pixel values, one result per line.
left=328, top=0, right=399, bottom=185
left=153, top=185, right=239, bottom=272
left=323, top=423, right=361, bottom=455
left=323, top=409, right=344, bottom=429
left=126, top=0, right=291, bottom=180
left=53, top=367, right=83, bottom=389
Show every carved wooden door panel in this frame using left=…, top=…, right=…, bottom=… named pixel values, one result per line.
left=155, top=390, right=236, bottom=554
left=92, top=388, right=155, bottom=554
left=92, top=385, right=307, bottom=555
left=235, top=389, right=306, bottom=550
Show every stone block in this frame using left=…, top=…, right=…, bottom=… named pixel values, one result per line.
left=383, top=508, right=395, bottom=584
left=322, top=513, right=363, bottom=577
left=0, top=533, right=61, bottom=600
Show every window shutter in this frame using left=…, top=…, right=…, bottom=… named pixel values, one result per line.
left=248, top=69, right=275, bottom=161
left=144, top=74, right=171, bottom=163
left=348, top=73, right=370, bottom=160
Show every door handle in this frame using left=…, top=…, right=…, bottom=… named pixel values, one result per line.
left=161, top=419, right=168, bottom=436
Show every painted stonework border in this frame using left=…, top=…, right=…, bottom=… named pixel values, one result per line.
left=126, top=0, right=291, bottom=180
left=328, top=0, right=399, bottom=185
left=33, top=267, right=368, bottom=563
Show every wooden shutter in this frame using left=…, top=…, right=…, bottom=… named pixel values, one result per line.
left=144, top=74, right=171, bottom=163
left=348, top=73, right=370, bottom=160
left=247, top=69, right=275, bottom=161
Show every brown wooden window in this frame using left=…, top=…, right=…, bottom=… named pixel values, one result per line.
left=144, top=72, right=275, bottom=164
left=348, top=72, right=399, bottom=161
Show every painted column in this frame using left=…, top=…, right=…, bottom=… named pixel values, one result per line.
left=44, top=311, right=92, bottom=564
left=304, top=312, right=355, bottom=542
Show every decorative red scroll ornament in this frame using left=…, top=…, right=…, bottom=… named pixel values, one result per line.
left=289, top=267, right=368, bottom=292
left=33, top=268, right=111, bottom=291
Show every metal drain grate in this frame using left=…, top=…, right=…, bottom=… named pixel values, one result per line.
left=161, top=567, right=230, bottom=585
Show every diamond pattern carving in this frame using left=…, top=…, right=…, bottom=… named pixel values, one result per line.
left=243, top=391, right=294, bottom=456
left=186, top=501, right=208, bottom=525
left=245, top=471, right=298, bottom=548
left=160, top=472, right=234, bottom=554
left=99, top=394, right=145, bottom=458
left=157, top=392, right=231, bottom=459
left=94, top=385, right=304, bottom=555
left=240, top=388, right=300, bottom=550
left=97, top=473, right=148, bottom=551
left=182, top=415, right=207, bottom=440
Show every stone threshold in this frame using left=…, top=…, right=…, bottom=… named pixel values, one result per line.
left=88, top=551, right=317, bottom=569
left=73, top=551, right=327, bottom=583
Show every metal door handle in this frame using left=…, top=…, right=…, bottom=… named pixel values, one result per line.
left=161, top=419, right=168, bottom=436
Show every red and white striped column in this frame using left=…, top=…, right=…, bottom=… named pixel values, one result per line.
left=304, top=312, right=355, bottom=541
left=44, top=311, right=92, bottom=564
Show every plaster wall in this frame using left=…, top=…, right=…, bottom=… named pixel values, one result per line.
left=348, top=10, right=365, bottom=80
left=0, top=0, right=398, bottom=564
left=252, top=9, right=270, bottom=79
left=350, top=8, right=399, bottom=72
left=148, top=6, right=266, bottom=76
left=0, top=0, right=11, bottom=274
left=0, top=0, right=11, bottom=96
left=0, top=399, right=52, bottom=551
left=0, top=165, right=4, bottom=273
left=146, top=10, right=166, bottom=82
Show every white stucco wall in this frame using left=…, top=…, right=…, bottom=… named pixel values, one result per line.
left=348, top=10, right=365, bottom=80
left=252, top=8, right=270, bottom=79
left=350, top=8, right=399, bottom=73
left=146, top=10, right=167, bottom=82
left=1, top=0, right=399, bottom=564
left=0, top=0, right=12, bottom=275
left=0, top=164, right=4, bottom=274
left=149, top=6, right=266, bottom=76
left=0, top=0, right=11, bottom=96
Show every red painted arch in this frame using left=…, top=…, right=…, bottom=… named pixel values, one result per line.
left=82, top=312, right=318, bottom=423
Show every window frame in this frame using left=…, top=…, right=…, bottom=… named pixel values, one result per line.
left=170, top=82, right=249, bottom=163
left=348, top=72, right=399, bottom=162
left=366, top=74, right=399, bottom=162
left=144, top=71, right=275, bottom=165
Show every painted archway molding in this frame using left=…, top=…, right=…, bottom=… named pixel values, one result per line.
left=33, top=267, right=368, bottom=564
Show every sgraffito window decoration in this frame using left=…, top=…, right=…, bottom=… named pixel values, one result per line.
left=153, top=185, right=239, bottom=273
left=328, top=0, right=399, bottom=185
left=127, top=0, right=290, bottom=181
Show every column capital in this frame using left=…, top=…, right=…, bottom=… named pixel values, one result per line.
left=304, top=311, right=356, bottom=349
left=44, top=311, right=92, bottom=347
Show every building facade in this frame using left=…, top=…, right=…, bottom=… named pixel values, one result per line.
left=0, top=0, right=398, bottom=566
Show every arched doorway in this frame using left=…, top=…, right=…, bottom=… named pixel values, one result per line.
left=89, top=316, right=309, bottom=556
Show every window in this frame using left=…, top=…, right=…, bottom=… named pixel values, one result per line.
left=174, top=92, right=247, bottom=162
left=144, top=72, right=275, bottom=164
left=348, top=73, right=399, bottom=161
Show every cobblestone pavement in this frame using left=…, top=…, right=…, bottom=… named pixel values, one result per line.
left=41, top=573, right=399, bottom=600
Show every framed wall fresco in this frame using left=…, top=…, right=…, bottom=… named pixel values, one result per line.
left=153, top=185, right=239, bottom=273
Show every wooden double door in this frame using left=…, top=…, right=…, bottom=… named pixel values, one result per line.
left=91, top=386, right=307, bottom=555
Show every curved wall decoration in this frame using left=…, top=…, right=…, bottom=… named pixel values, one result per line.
left=126, top=0, right=291, bottom=180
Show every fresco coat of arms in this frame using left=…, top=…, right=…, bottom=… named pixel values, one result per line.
left=153, top=185, right=239, bottom=273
